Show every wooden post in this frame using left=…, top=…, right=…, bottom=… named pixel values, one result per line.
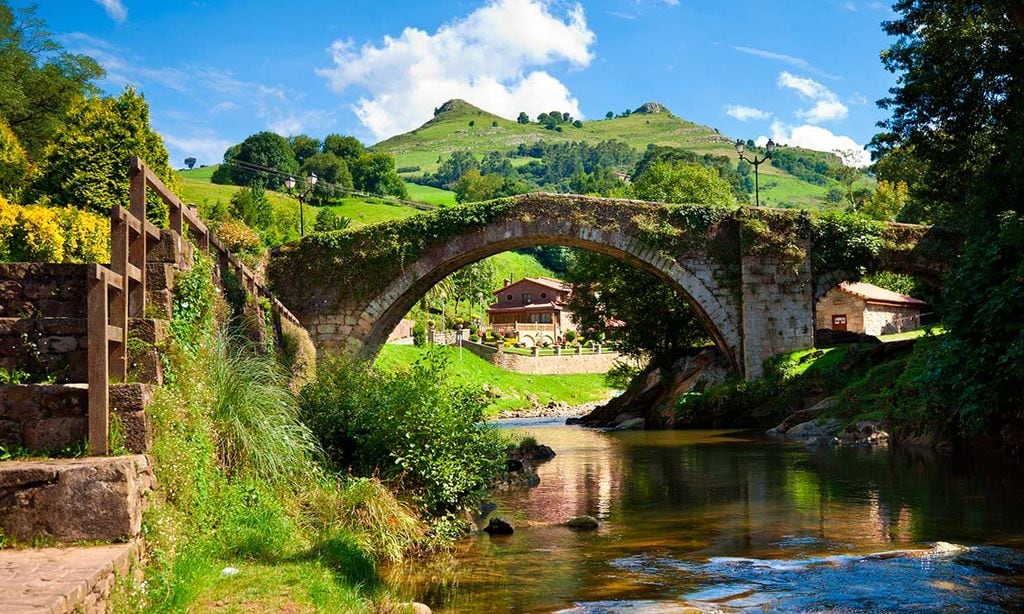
left=128, top=157, right=147, bottom=317
left=109, top=213, right=129, bottom=380
left=87, top=267, right=110, bottom=456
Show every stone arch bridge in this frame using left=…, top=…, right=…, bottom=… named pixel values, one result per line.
left=268, top=194, right=957, bottom=379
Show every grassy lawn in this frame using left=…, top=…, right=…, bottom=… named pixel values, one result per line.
left=404, top=182, right=457, bottom=206
left=375, top=344, right=613, bottom=414
left=878, top=325, right=946, bottom=342
left=317, top=198, right=423, bottom=227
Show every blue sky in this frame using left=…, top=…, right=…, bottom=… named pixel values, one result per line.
left=35, top=0, right=899, bottom=166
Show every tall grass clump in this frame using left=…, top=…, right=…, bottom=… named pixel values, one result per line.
left=301, top=346, right=509, bottom=517
left=208, top=332, right=317, bottom=483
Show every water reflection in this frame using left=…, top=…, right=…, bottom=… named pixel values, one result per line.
left=387, top=421, right=1024, bottom=612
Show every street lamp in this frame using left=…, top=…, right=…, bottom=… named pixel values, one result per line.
left=735, top=139, right=776, bottom=207
left=284, top=172, right=318, bottom=237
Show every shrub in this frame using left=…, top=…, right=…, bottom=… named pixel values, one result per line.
left=313, top=209, right=352, bottom=233
left=412, top=321, right=426, bottom=347
left=300, top=348, right=508, bottom=515
left=564, top=330, right=577, bottom=343
left=214, top=219, right=262, bottom=261
left=0, top=198, right=109, bottom=263
left=208, top=331, right=318, bottom=483
left=0, top=119, right=29, bottom=200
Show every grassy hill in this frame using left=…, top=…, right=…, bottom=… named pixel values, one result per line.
left=373, top=99, right=873, bottom=209
left=175, top=166, right=443, bottom=229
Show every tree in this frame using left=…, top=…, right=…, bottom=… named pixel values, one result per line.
left=0, top=3, right=104, bottom=159
left=565, top=250, right=708, bottom=362
left=872, top=1, right=1024, bottom=442
left=859, top=180, right=909, bottom=221
left=448, top=260, right=496, bottom=315
left=212, top=131, right=298, bottom=190
left=229, top=183, right=273, bottom=232
left=631, top=161, right=736, bottom=207
left=0, top=118, right=29, bottom=200
left=322, top=134, right=365, bottom=164
left=517, top=112, right=530, bottom=124
left=433, top=150, right=479, bottom=188
left=184, top=157, right=197, bottom=169
left=605, top=111, right=614, bottom=120
left=312, top=209, right=351, bottom=233
left=300, top=152, right=352, bottom=203
left=31, top=87, right=177, bottom=224
left=351, top=152, right=407, bottom=198
left=453, top=169, right=503, bottom=203
left=287, top=134, right=321, bottom=165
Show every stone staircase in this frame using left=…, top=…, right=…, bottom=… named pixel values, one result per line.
left=0, top=231, right=190, bottom=612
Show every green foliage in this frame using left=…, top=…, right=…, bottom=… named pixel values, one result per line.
left=208, top=333, right=317, bottom=483
left=605, top=360, right=640, bottom=390
left=312, top=208, right=352, bottom=233
left=351, top=152, right=408, bottom=198
left=565, top=249, right=708, bottom=362
left=31, top=87, right=176, bottom=225
left=0, top=3, right=104, bottom=159
left=212, top=131, right=298, bottom=190
left=453, top=168, right=504, bottom=203
left=322, top=134, right=366, bottom=164
left=229, top=183, right=273, bottom=231
left=631, top=161, right=736, bottom=207
left=287, top=134, right=321, bottom=165
left=0, top=198, right=109, bottom=263
left=633, top=145, right=750, bottom=202
left=169, top=252, right=217, bottom=356
left=301, top=152, right=353, bottom=203
left=0, top=118, right=29, bottom=200
left=412, top=321, right=426, bottom=346
left=517, top=111, right=530, bottom=124
left=810, top=209, right=884, bottom=274
left=300, top=348, right=508, bottom=515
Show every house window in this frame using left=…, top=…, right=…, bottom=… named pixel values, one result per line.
left=540, top=292, right=547, bottom=299
left=507, top=294, right=513, bottom=301
left=832, top=314, right=848, bottom=331
left=522, top=293, right=533, bottom=304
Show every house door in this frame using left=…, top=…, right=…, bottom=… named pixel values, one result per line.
left=832, top=314, right=848, bottom=331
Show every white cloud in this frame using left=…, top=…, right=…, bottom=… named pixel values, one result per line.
left=725, top=105, right=772, bottom=122
left=209, top=101, right=240, bottom=114
left=777, top=71, right=848, bottom=123
left=732, top=46, right=838, bottom=79
left=758, top=121, right=871, bottom=167
left=266, top=109, right=335, bottom=136
left=95, top=0, right=127, bottom=22
left=317, top=0, right=596, bottom=140
left=161, top=131, right=233, bottom=166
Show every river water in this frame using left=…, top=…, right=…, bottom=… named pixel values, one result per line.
left=387, top=418, right=1024, bottom=612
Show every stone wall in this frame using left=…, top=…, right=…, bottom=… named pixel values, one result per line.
left=815, top=287, right=868, bottom=332
left=740, top=252, right=815, bottom=379
left=0, top=383, right=153, bottom=454
left=864, top=304, right=920, bottom=335
left=460, top=340, right=622, bottom=375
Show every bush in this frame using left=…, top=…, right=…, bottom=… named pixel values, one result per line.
left=300, top=348, right=508, bottom=515
left=0, top=198, right=109, bottom=263
left=208, top=332, right=318, bottom=483
left=313, top=209, right=352, bottom=233
left=215, top=219, right=262, bottom=260
left=0, top=119, right=29, bottom=200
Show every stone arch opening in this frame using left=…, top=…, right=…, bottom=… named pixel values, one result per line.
left=354, top=229, right=741, bottom=372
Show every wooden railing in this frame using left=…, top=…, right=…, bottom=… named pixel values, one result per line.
left=86, top=156, right=302, bottom=455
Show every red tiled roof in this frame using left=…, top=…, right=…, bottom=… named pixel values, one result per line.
left=839, top=281, right=927, bottom=307
left=493, top=276, right=571, bottom=295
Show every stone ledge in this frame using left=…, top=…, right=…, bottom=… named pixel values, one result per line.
left=0, top=540, right=143, bottom=614
left=0, top=455, right=154, bottom=543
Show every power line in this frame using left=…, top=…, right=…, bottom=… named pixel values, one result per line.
left=216, top=158, right=436, bottom=211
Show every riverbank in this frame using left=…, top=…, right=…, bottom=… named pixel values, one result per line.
left=376, top=343, right=614, bottom=415
left=495, top=398, right=611, bottom=419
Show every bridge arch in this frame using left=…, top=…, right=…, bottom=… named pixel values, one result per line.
left=268, top=194, right=956, bottom=379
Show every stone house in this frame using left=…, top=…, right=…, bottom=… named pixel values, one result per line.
left=815, top=281, right=926, bottom=336
left=486, top=277, right=576, bottom=346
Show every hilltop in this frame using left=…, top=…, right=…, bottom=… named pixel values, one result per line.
left=373, top=99, right=868, bottom=208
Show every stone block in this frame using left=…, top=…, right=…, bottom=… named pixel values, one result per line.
left=146, top=263, right=176, bottom=293
left=146, top=289, right=173, bottom=319
left=0, top=455, right=154, bottom=542
left=148, top=229, right=193, bottom=267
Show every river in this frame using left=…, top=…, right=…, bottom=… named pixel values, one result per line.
left=387, top=418, right=1024, bottom=612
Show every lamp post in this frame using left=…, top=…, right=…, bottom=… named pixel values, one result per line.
left=284, top=172, right=318, bottom=237
left=735, top=139, right=776, bottom=207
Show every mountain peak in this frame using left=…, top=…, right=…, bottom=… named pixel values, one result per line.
left=432, top=99, right=487, bottom=117
left=633, top=101, right=670, bottom=115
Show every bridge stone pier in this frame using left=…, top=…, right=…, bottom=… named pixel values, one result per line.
left=268, top=194, right=954, bottom=380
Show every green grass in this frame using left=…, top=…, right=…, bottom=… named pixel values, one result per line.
left=375, top=344, right=613, bottom=414
left=878, top=325, right=946, bottom=342
left=403, top=182, right=457, bottom=206
left=486, top=250, right=555, bottom=282
left=175, top=167, right=426, bottom=229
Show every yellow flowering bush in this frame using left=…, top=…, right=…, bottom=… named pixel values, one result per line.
left=0, top=197, right=109, bottom=263
left=0, top=120, right=30, bottom=201
left=215, top=219, right=262, bottom=255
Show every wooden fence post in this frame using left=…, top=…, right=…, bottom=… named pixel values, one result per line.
left=87, top=266, right=110, bottom=456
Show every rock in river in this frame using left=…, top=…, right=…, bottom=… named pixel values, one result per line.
left=565, top=515, right=600, bottom=530
left=483, top=517, right=515, bottom=535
